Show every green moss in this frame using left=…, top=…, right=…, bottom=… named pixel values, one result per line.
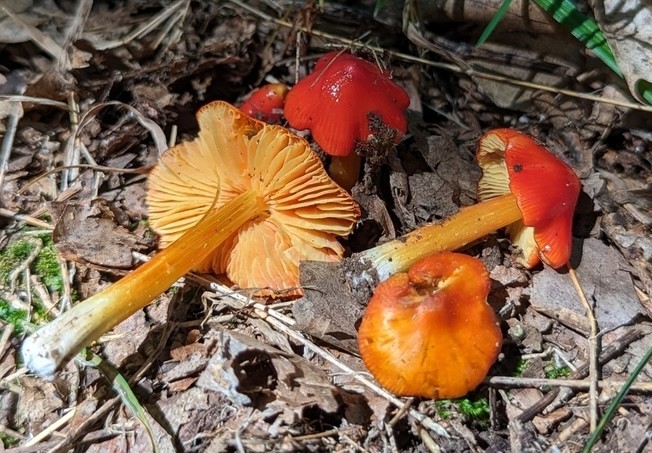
left=514, top=358, right=529, bottom=376
left=544, top=362, right=572, bottom=379
left=34, top=239, right=63, bottom=293
left=0, top=239, right=37, bottom=283
left=0, top=298, right=28, bottom=335
left=457, top=397, right=490, bottom=420
left=0, top=432, right=20, bottom=448
left=435, top=400, right=453, bottom=419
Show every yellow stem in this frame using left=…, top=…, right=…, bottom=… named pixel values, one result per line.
left=22, top=190, right=266, bottom=379
left=328, top=153, right=361, bottom=192
left=355, top=194, right=523, bottom=280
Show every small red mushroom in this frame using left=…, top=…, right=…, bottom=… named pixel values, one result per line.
left=357, top=252, right=502, bottom=399
left=284, top=51, right=410, bottom=189
left=239, top=83, right=289, bottom=123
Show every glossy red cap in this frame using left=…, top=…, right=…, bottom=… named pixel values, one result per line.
left=239, top=83, right=289, bottom=123
left=284, top=52, right=410, bottom=156
left=477, top=129, right=581, bottom=268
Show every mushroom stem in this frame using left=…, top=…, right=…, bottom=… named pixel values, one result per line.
left=353, top=193, right=522, bottom=282
left=22, top=190, right=266, bottom=380
left=328, top=153, right=362, bottom=191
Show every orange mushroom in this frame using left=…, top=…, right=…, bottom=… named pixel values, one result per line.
left=147, top=101, right=359, bottom=296
left=284, top=51, right=410, bottom=190
left=350, top=129, right=581, bottom=282
left=22, top=101, right=359, bottom=379
left=239, top=83, right=289, bottom=123
left=358, top=252, right=502, bottom=399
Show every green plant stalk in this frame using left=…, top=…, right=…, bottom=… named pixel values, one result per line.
left=476, top=0, right=514, bottom=46
left=352, top=194, right=522, bottom=281
left=583, top=344, right=652, bottom=452
left=79, top=349, right=160, bottom=453
left=21, top=190, right=266, bottom=380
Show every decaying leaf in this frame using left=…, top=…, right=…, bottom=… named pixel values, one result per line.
left=293, top=261, right=364, bottom=354
left=50, top=198, right=153, bottom=270
left=197, top=327, right=342, bottom=415
left=593, top=0, right=652, bottom=103
left=528, top=238, right=644, bottom=330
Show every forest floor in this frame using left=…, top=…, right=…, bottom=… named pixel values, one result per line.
left=0, top=1, right=651, bottom=452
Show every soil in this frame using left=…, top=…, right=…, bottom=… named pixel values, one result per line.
left=0, top=1, right=651, bottom=452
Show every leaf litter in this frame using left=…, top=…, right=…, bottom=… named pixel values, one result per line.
left=0, top=0, right=651, bottom=451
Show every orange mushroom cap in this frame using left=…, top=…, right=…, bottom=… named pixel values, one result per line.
left=284, top=51, right=410, bottom=157
left=357, top=252, right=502, bottom=399
left=477, top=129, right=581, bottom=268
left=239, top=83, right=289, bottom=123
left=146, top=101, right=360, bottom=297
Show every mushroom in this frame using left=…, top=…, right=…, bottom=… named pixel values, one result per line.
left=284, top=51, right=410, bottom=190
left=350, top=128, right=581, bottom=282
left=357, top=252, right=502, bottom=399
left=239, top=83, right=289, bottom=123
left=21, top=101, right=359, bottom=379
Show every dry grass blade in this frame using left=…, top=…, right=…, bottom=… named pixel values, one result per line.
left=0, top=95, right=70, bottom=109
left=0, top=5, right=68, bottom=67
left=77, top=101, right=168, bottom=156
left=94, top=0, right=189, bottom=50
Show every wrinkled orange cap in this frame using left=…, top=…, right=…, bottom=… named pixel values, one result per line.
left=357, top=252, right=502, bottom=399
left=284, top=51, right=410, bottom=157
left=477, top=129, right=581, bottom=268
left=146, top=101, right=360, bottom=297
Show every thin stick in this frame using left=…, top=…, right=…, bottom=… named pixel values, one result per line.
left=0, top=208, right=53, bottom=229
left=486, top=376, right=652, bottom=393
left=568, top=264, right=599, bottom=432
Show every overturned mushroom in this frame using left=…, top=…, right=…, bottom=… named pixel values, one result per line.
left=22, top=101, right=359, bottom=379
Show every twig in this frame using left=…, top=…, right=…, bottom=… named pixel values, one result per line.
left=568, top=265, right=599, bottom=432
left=486, top=376, right=652, bottom=393
left=0, top=208, right=53, bottom=229
left=208, top=286, right=449, bottom=439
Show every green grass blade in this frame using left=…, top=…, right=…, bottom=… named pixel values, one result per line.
left=582, top=344, right=652, bottom=452
left=79, top=349, right=160, bottom=453
left=531, top=0, right=621, bottom=76
left=477, top=0, right=514, bottom=46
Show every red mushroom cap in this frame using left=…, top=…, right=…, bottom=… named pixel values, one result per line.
left=477, top=129, right=581, bottom=268
left=357, top=252, right=502, bottom=399
left=284, top=51, right=410, bottom=156
left=239, top=83, right=289, bottom=123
